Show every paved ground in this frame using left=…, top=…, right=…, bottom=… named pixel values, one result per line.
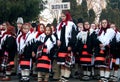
left=1, top=75, right=120, bottom=82
left=1, top=74, right=120, bottom=82
left=2, top=76, right=98, bottom=82
left=1, top=69, right=120, bottom=82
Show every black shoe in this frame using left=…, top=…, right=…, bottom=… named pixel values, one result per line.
left=72, top=72, right=80, bottom=79
left=93, top=75, right=100, bottom=80
left=18, top=73, right=22, bottom=79
left=50, top=78, right=59, bottom=81
left=19, top=78, right=23, bottom=82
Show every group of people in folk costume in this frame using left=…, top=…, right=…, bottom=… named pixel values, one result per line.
left=0, top=10, right=120, bottom=82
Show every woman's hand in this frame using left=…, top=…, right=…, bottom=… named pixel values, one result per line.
left=32, top=51, right=36, bottom=57
left=68, top=46, right=72, bottom=51
left=99, top=44, right=104, bottom=48
left=57, top=40, right=61, bottom=47
left=99, top=44, right=105, bottom=50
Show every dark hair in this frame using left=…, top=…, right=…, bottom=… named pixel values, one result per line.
left=83, top=21, right=90, bottom=31
left=31, top=23, right=37, bottom=28
left=0, top=19, right=3, bottom=25
left=46, top=23, right=51, bottom=27
left=77, top=18, right=83, bottom=24
left=98, top=19, right=110, bottom=36
left=62, top=10, right=72, bottom=21
left=45, top=25, right=52, bottom=35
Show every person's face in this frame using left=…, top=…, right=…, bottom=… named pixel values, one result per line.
left=77, top=23, right=83, bottom=31
left=91, top=24, right=96, bottom=30
left=110, top=24, right=116, bottom=30
left=84, top=22, right=90, bottom=30
left=0, top=24, right=3, bottom=29
left=40, top=25, right=44, bottom=32
left=45, top=27, right=51, bottom=35
left=33, top=27, right=37, bottom=32
left=61, top=13, right=66, bottom=21
left=102, top=20, right=108, bottom=28
left=2, top=23, right=7, bottom=30
left=22, top=25, right=30, bottom=34
left=77, top=23, right=83, bottom=28
left=17, top=23, right=22, bottom=29
left=51, top=26, right=55, bottom=32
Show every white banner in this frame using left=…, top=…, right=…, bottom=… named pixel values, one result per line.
left=50, top=2, right=70, bottom=10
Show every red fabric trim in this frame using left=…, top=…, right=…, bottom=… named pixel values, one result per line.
left=95, top=57, right=105, bottom=61
left=38, top=56, right=50, bottom=61
left=20, top=61, right=30, bottom=66
left=37, top=63, right=51, bottom=69
left=80, top=58, right=91, bottom=62
left=58, top=52, right=67, bottom=57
